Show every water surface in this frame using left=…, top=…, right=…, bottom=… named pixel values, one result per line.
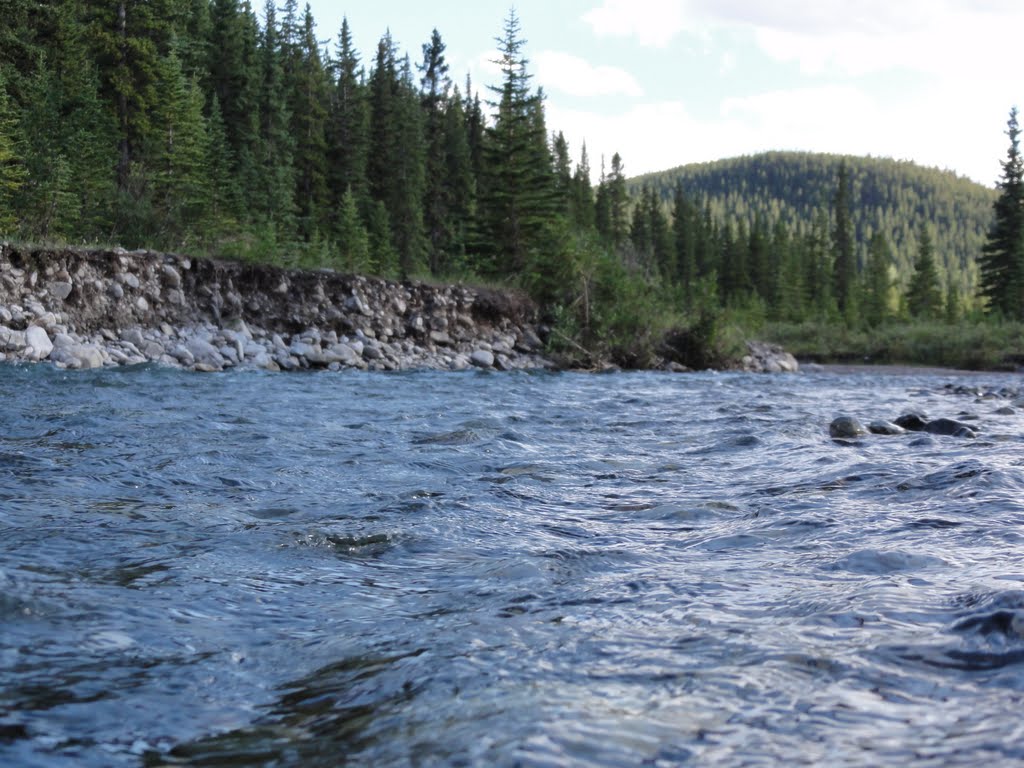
left=1, top=365, right=1023, bottom=766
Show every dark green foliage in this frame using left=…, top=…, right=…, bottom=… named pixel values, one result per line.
left=831, top=161, right=856, bottom=321
left=632, top=152, right=995, bottom=302
left=978, top=108, right=1024, bottom=319
left=861, top=232, right=893, bottom=326
left=478, top=9, right=559, bottom=276
left=905, top=224, right=943, bottom=319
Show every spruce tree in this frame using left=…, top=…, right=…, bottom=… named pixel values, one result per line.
left=334, top=187, right=371, bottom=273
left=906, top=223, right=943, bottom=318
left=442, top=86, right=475, bottom=272
left=256, top=0, right=295, bottom=231
left=327, top=18, right=369, bottom=214
left=570, top=142, right=595, bottom=231
left=831, top=160, right=857, bottom=321
left=287, top=5, right=329, bottom=240
left=479, top=9, right=558, bottom=276
left=0, top=71, right=25, bottom=234
left=979, top=107, right=1024, bottom=319
left=419, top=28, right=453, bottom=274
left=862, top=231, right=893, bottom=325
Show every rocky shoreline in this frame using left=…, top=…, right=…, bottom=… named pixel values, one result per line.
left=0, top=244, right=557, bottom=373
left=0, top=244, right=799, bottom=375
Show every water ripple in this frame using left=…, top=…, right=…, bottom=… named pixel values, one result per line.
left=1, top=367, right=1023, bottom=766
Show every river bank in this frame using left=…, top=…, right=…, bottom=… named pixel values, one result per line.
left=0, top=244, right=800, bottom=375
left=0, top=244, right=557, bottom=373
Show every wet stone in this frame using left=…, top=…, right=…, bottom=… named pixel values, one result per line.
left=924, top=418, right=977, bottom=438
left=829, top=416, right=868, bottom=439
left=895, top=412, right=929, bottom=432
left=868, top=420, right=905, bottom=436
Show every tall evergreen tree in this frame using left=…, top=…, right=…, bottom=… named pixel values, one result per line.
left=0, top=71, right=25, bottom=233
left=256, top=0, right=295, bottom=230
left=83, top=0, right=177, bottom=194
left=479, top=9, right=557, bottom=276
left=442, top=86, right=474, bottom=272
left=326, top=18, right=368, bottom=214
left=979, top=107, right=1024, bottom=319
left=831, top=160, right=857, bottom=320
left=287, top=4, right=329, bottom=240
left=570, top=142, right=595, bottom=231
left=862, top=231, right=893, bottom=325
left=906, top=223, right=943, bottom=318
left=419, top=28, right=453, bottom=274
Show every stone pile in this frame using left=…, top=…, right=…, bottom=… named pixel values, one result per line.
left=0, top=244, right=552, bottom=373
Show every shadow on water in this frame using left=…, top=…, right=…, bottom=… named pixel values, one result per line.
left=151, top=649, right=428, bottom=767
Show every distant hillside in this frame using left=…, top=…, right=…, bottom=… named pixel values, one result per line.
left=630, top=152, right=997, bottom=296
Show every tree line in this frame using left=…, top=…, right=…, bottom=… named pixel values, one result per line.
left=0, top=3, right=1021, bottom=365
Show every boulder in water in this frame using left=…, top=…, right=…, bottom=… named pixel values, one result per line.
left=868, top=420, right=905, bottom=436
left=924, top=418, right=977, bottom=438
left=894, top=412, right=929, bottom=432
left=829, top=416, right=868, bottom=439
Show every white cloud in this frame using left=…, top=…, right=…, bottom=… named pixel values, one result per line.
left=535, top=51, right=643, bottom=98
left=582, top=0, right=689, bottom=48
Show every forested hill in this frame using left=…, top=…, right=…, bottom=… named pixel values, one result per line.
left=630, top=152, right=997, bottom=295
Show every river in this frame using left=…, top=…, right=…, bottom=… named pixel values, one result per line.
left=1, top=365, right=1023, bottom=766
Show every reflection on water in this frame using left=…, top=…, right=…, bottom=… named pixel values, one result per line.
left=1, top=364, right=1023, bottom=766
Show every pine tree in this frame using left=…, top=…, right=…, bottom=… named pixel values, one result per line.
left=862, top=231, right=893, bottom=325
left=906, top=223, right=943, bottom=318
left=256, top=0, right=295, bottom=231
left=832, top=160, right=857, bottom=321
left=442, top=86, right=474, bottom=272
left=419, top=28, right=453, bottom=274
left=479, top=9, right=558, bottom=276
left=671, top=182, right=697, bottom=297
left=326, top=18, right=368, bottom=215
left=334, top=186, right=371, bottom=273
left=205, top=93, right=241, bottom=233
left=209, top=0, right=261, bottom=203
left=287, top=4, right=329, bottom=240
left=0, top=71, right=25, bottom=234
left=605, top=152, right=628, bottom=247
left=84, top=0, right=180, bottom=194
left=979, top=107, right=1024, bottom=319
left=152, top=51, right=210, bottom=242
left=570, top=142, right=595, bottom=230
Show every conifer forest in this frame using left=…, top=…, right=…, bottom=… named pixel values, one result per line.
left=1, top=2, right=1023, bottom=367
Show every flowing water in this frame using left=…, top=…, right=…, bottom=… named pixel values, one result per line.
left=2, top=364, right=1024, bottom=767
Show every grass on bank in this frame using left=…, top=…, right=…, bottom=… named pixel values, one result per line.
left=760, top=320, right=1024, bottom=371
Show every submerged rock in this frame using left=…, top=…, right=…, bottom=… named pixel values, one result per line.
left=924, top=418, right=977, bottom=438
left=829, top=416, right=868, bottom=439
left=894, top=412, right=929, bottom=432
left=868, top=420, right=906, bottom=436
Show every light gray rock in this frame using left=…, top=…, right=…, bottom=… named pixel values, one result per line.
left=470, top=349, right=495, bottom=369
left=186, top=337, right=223, bottom=367
left=121, top=328, right=146, bottom=348
left=429, top=330, right=452, bottom=346
left=108, top=282, right=124, bottom=300
left=24, top=326, right=53, bottom=361
left=48, top=280, right=73, bottom=301
left=0, top=326, right=26, bottom=351
left=69, top=344, right=105, bottom=369
left=135, top=296, right=149, bottom=312
left=143, top=342, right=164, bottom=360
left=162, top=264, right=182, bottom=288
left=169, top=344, right=196, bottom=366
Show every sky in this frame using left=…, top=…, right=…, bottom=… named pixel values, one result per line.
left=300, top=0, right=1023, bottom=187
